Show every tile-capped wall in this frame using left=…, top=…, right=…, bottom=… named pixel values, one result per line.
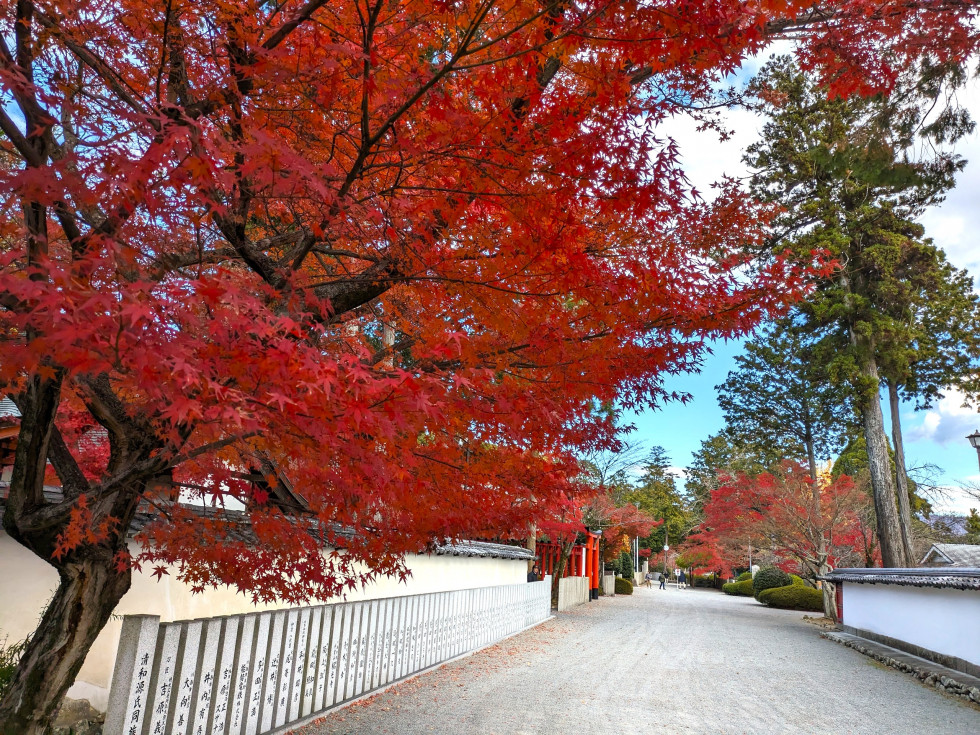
left=104, top=579, right=551, bottom=735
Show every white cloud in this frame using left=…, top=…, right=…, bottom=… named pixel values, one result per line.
left=907, top=388, right=980, bottom=445
left=916, top=76, right=980, bottom=279
left=930, top=484, right=980, bottom=515
left=655, top=60, right=980, bottom=282
left=656, top=108, right=760, bottom=195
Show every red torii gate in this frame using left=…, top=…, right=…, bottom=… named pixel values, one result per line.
left=535, top=532, right=601, bottom=600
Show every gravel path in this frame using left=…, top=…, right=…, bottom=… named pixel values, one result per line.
left=293, top=586, right=980, bottom=734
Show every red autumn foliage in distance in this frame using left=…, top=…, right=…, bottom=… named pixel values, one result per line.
left=700, top=463, right=872, bottom=578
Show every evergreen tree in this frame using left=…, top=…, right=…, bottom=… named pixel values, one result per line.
left=629, top=447, right=693, bottom=554
left=684, top=428, right=780, bottom=519
left=966, top=509, right=980, bottom=544
left=746, top=56, right=971, bottom=567
left=716, top=316, right=857, bottom=481
left=877, top=249, right=980, bottom=550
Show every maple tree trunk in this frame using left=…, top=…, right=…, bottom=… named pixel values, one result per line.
left=857, top=352, right=909, bottom=568
left=0, top=555, right=131, bottom=735
left=1, top=376, right=153, bottom=734
left=887, top=382, right=915, bottom=564
left=805, top=437, right=835, bottom=619
left=818, top=543, right=835, bottom=621
left=526, top=524, right=537, bottom=573
left=550, top=541, right=573, bottom=608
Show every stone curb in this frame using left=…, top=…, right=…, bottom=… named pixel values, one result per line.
left=822, top=631, right=980, bottom=707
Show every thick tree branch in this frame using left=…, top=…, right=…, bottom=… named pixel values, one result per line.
left=46, top=427, right=91, bottom=501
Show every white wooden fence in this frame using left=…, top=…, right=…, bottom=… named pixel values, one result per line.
left=104, top=579, right=551, bottom=735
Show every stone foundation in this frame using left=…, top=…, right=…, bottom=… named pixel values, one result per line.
left=823, top=631, right=980, bottom=707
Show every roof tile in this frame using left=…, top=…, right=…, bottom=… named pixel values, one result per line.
left=821, top=567, right=980, bottom=591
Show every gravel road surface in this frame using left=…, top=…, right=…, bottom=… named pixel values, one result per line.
left=293, top=586, right=979, bottom=735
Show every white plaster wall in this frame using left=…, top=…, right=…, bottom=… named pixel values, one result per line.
left=602, top=574, right=615, bottom=596
left=557, top=575, right=589, bottom=611
left=343, top=552, right=526, bottom=601
left=0, top=533, right=526, bottom=710
left=843, top=583, right=980, bottom=667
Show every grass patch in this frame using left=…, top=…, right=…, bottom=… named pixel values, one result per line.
left=0, top=636, right=29, bottom=698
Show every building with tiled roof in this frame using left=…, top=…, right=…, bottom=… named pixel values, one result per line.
left=0, top=397, right=20, bottom=421
left=920, top=542, right=980, bottom=568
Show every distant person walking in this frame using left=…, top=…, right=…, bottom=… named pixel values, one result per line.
left=643, top=571, right=654, bottom=588
left=678, top=570, right=687, bottom=589
left=527, top=564, right=541, bottom=583
left=659, top=572, right=667, bottom=590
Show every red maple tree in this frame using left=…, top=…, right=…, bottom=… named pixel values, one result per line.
left=702, top=462, right=871, bottom=614
left=586, top=491, right=660, bottom=562
left=675, top=529, right=735, bottom=578
left=1, top=0, right=977, bottom=729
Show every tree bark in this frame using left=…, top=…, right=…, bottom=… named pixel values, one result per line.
left=818, top=544, right=836, bottom=621
left=859, top=353, right=909, bottom=567
left=802, top=396, right=818, bottom=484
left=1, top=376, right=160, bottom=734
left=799, top=400, right=835, bottom=617
left=0, top=555, right=131, bottom=735
left=4, top=374, right=63, bottom=540
left=806, top=432, right=836, bottom=618
left=887, top=380, right=915, bottom=564
left=549, top=540, right=572, bottom=608
left=526, top=523, right=537, bottom=573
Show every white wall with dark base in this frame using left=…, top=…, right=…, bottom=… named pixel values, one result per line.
left=842, top=583, right=980, bottom=668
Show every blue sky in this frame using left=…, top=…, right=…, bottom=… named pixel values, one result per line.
left=621, top=59, right=980, bottom=516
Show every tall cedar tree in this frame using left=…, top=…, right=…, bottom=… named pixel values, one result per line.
left=628, top=446, right=693, bottom=558
left=2, top=2, right=979, bottom=730
left=716, top=315, right=858, bottom=614
left=876, top=246, right=980, bottom=554
left=745, top=56, right=971, bottom=568
left=716, top=316, right=857, bottom=481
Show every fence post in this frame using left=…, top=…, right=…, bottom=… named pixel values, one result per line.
left=104, top=615, right=161, bottom=735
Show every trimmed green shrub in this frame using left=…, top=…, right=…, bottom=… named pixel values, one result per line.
left=736, top=571, right=753, bottom=582
left=614, top=577, right=634, bottom=595
left=722, top=579, right=754, bottom=596
left=753, top=567, right=791, bottom=599
left=789, top=574, right=807, bottom=587
left=758, top=584, right=823, bottom=611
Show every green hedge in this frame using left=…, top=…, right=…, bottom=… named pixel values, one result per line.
left=615, top=577, right=634, bottom=595
left=736, top=571, right=753, bottom=582
left=753, top=567, right=791, bottom=599
left=722, top=579, right=754, bottom=596
left=758, top=584, right=823, bottom=611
